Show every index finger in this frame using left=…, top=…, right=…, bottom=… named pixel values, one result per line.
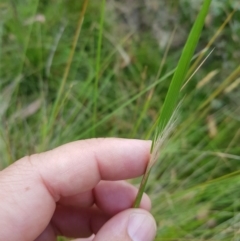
left=36, top=138, right=151, bottom=198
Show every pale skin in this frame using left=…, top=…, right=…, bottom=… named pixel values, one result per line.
left=0, top=138, right=156, bottom=241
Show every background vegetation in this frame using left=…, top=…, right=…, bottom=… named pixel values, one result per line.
left=0, top=0, right=240, bottom=240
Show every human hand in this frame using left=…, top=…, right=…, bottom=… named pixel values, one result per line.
left=0, top=138, right=156, bottom=241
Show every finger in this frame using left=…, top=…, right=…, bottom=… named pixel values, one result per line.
left=34, top=228, right=95, bottom=241
left=72, top=235, right=95, bottom=241
left=36, top=138, right=151, bottom=198
left=59, top=191, right=94, bottom=208
left=34, top=206, right=107, bottom=240
left=0, top=138, right=151, bottom=241
left=59, top=181, right=151, bottom=212
left=47, top=181, right=150, bottom=238
left=93, top=209, right=156, bottom=241
left=93, top=181, right=151, bottom=215
left=34, top=225, right=56, bottom=241
left=40, top=206, right=155, bottom=240
left=50, top=206, right=109, bottom=238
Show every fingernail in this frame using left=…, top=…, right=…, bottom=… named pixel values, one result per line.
left=127, top=212, right=156, bottom=241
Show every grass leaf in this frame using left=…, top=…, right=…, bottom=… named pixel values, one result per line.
left=154, top=0, right=212, bottom=142
left=93, top=0, right=106, bottom=137
left=134, top=0, right=212, bottom=208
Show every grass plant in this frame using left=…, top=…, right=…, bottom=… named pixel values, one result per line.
left=134, top=0, right=212, bottom=208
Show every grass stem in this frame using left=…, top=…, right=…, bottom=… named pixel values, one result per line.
left=42, top=0, right=89, bottom=147
left=93, top=0, right=106, bottom=137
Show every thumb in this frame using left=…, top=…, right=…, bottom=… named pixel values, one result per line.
left=93, top=209, right=156, bottom=241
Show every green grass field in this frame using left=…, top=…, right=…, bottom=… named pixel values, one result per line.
left=1, top=0, right=240, bottom=240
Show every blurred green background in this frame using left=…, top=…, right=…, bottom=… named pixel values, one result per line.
left=0, top=0, right=240, bottom=240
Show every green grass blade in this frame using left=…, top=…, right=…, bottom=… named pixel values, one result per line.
left=134, top=0, right=212, bottom=208
left=154, top=0, right=212, bottom=144
left=93, top=0, right=106, bottom=137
